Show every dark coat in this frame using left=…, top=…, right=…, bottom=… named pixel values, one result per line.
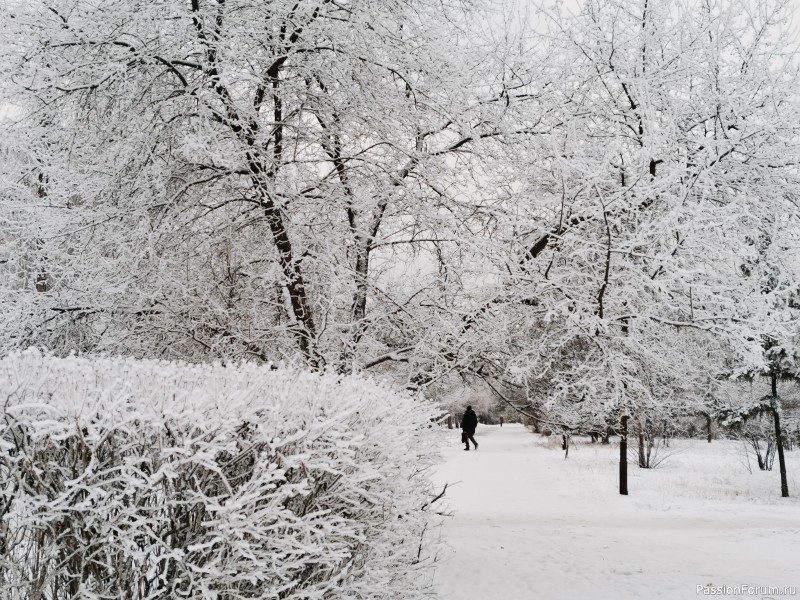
left=461, top=408, right=478, bottom=434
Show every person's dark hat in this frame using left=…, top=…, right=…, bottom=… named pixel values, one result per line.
left=467, top=405, right=472, bottom=410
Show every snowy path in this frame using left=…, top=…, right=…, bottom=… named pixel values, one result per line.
left=432, top=424, right=800, bottom=600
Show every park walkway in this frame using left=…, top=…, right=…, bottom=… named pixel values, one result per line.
left=432, top=424, right=800, bottom=600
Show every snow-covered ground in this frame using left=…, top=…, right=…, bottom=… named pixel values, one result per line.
left=432, top=424, right=800, bottom=600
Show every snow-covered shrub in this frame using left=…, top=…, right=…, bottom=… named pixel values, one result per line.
left=0, top=351, right=440, bottom=599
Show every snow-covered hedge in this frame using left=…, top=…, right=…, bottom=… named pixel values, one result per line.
left=0, top=351, right=440, bottom=599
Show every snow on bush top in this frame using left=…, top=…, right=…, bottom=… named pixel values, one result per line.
left=0, top=350, right=441, bottom=600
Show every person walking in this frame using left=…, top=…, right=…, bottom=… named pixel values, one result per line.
left=461, top=405, right=478, bottom=451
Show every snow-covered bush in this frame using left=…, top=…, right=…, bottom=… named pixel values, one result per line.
left=0, top=351, right=441, bottom=599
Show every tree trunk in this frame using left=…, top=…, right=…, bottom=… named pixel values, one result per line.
left=771, top=374, right=789, bottom=498
left=620, top=415, right=628, bottom=495
left=706, top=414, right=713, bottom=443
left=258, top=189, right=318, bottom=367
left=637, top=417, right=646, bottom=468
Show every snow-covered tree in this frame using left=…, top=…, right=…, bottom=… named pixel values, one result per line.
left=2, top=0, right=799, bottom=458
left=0, top=0, right=540, bottom=377
left=429, top=0, right=800, bottom=490
left=718, top=209, right=800, bottom=496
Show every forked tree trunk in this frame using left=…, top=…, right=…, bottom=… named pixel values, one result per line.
left=771, top=374, right=789, bottom=498
left=620, top=414, right=628, bottom=495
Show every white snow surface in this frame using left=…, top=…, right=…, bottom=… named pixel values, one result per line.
left=433, top=424, right=800, bottom=600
